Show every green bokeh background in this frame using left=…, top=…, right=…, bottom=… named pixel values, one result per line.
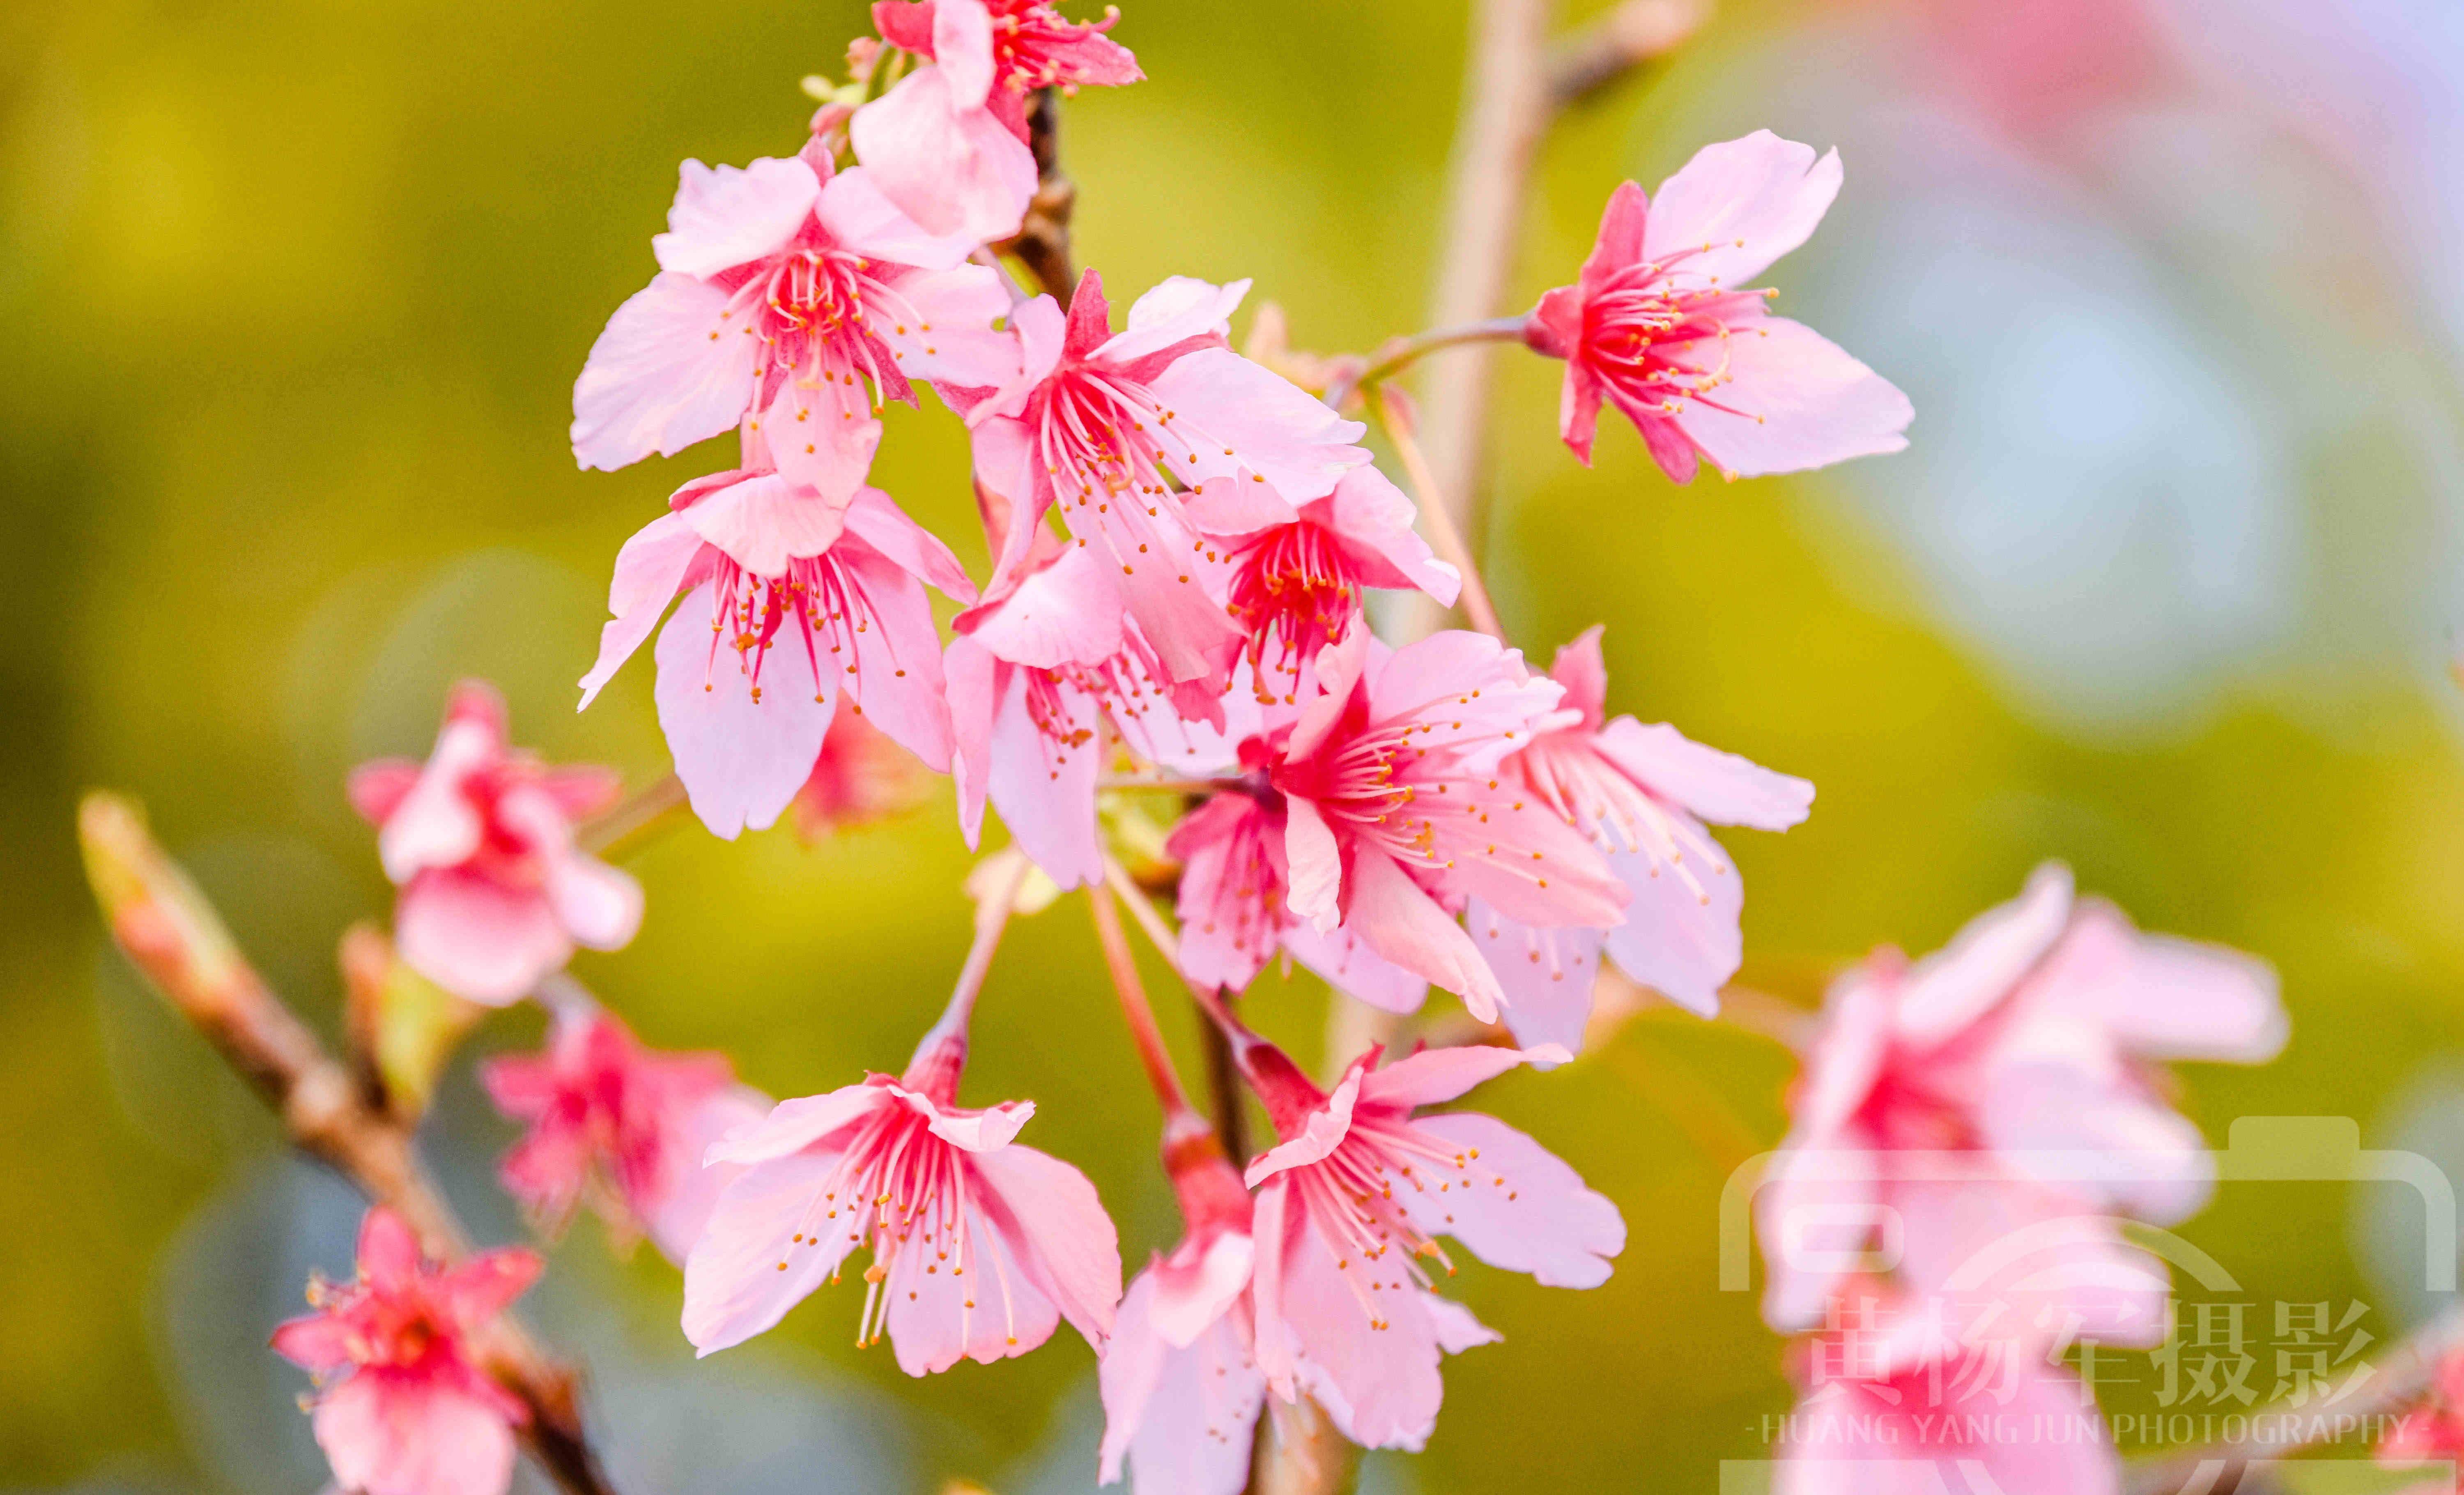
left=8, top=0, right=2464, bottom=1489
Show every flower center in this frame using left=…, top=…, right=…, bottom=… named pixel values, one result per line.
left=697, top=553, right=913, bottom=711
left=1225, top=520, right=1358, bottom=682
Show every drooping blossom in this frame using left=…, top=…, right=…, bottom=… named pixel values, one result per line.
left=1183, top=463, right=1460, bottom=683
left=271, top=1208, right=542, bottom=1495
left=570, top=145, right=1010, bottom=496
left=481, top=1005, right=770, bottom=1263
left=1236, top=1037, right=1621, bottom=1450
left=1468, top=625, right=1812, bottom=1051
left=1758, top=864, right=2285, bottom=1347
left=957, top=271, right=1368, bottom=682
left=2383, top=1350, right=2464, bottom=1486
left=1179, top=626, right=1625, bottom=1018
left=350, top=682, right=642, bottom=1005
left=1099, top=1108, right=1265, bottom=1494
left=1772, top=1310, right=2119, bottom=1495
left=681, top=997, right=1121, bottom=1373
left=1523, top=131, right=1912, bottom=481
left=577, top=422, right=976, bottom=838
left=945, top=532, right=1240, bottom=888
left=852, top=0, right=1141, bottom=242
left=791, top=708, right=938, bottom=841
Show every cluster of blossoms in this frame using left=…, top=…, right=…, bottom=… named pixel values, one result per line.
left=246, top=5, right=2336, bottom=1495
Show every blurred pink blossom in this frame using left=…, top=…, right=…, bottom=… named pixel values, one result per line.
left=791, top=708, right=940, bottom=841
left=1525, top=131, right=1912, bottom=481
left=349, top=682, right=641, bottom=1005
left=481, top=1006, right=769, bottom=1263
left=270, top=1208, right=541, bottom=1495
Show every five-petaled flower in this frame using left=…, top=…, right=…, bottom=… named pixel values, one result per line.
left=1524, top=130, right=1912, bottom=482
left=271, top=1208, right=543, bottom=1495
left=350, top=681, right=643, bottom=1005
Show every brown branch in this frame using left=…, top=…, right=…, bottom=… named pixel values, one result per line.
left=1001, top=87, right=1079, bottom=307
left=78, top=792, right=623, bottom=1495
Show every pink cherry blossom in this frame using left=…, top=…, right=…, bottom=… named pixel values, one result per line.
left=2383, top=1351, right=2464, bottom=1477
left=1186, top=627, right=1625, bottom=1019
left=1183, top=463, right=1460, bottom=683
left=961, top=272, right=1368, bottom=683
left=791, top=707, right=938, bottom=841
left=270, top=1208, right=542, bottom=1495
left=1099, top=1109, right=1266, bottom=1494
left=349, top=682, right=642, bottom=1005
left=571, top=147, right=1010, bottom=494
left=945, top=534, right=1237, bottom=888
left=576, top=423, right=977, bottom=839
left=1758, top=865, right=2284, bottom=1347
left=1772, top=1314, right=2118, bottom=1495
left=680, top=1002, right=1121, bottom=1372
left=1239, top=1040, right=1619, bottom=1450
left=1469, top=625, right=1812, bottom=1052
left=481, top=1005, right=769, bottom=1264
left=852, top=0, right=1141, bottom=242
left=1524, top=131, right=1912, bottom=481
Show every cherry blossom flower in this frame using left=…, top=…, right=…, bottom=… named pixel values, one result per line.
left=958, top=271, right=1368, bottom=682
left=1099, top=1108, right=1265, bottom=1494
left=576, top=423, right=977, bottom=838
left=2383, top=1350, right=2464, bottom=1481
left=852, top=0, right=1141, bottom=242
left=1238, top=1039, right=1620, bottom=1450
left=1523, top=131, right=1912, bottom=481
left=1183, top=463, right=1460, bottom=683
left=481, top=1005, right=770, bottom=1263
left=1189, top=627, right=1625, bottom=1019
left=680, top=999, right=1121, bottom=1372
left=945, top=534, right=1237, bottom=888
left=270, top=1208, right=542, bottom=1495
left=1758, top=865, right=2285, bottom=1347
left=349, top=682, right=642, bottom=1005
left=1467, top=625, right=1812, bottom=1052
left=791, top=708, right=938, bottom=841
left=570, top=145, right=1010, bottom=495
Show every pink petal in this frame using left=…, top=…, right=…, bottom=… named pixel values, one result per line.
left=1600, top=828, right=1742, bottom=1017
left=1754, top=1120, right=1882, bottom=1332
left=1894, top=863, right=2074, bottom=1046
left=964, top=543, right=1124, bottom=667
left=1170, top=795, right=1280, bottom=996
left=1316, top=467, right=1459, bottom=604
left=986, top=664, right=1103, bottom=888
left=1366, top=631, right=1560, bottom=768
left=644, top=1086, right=772, bottom=1267
left=395, top=870, right=569, bottom=1005
left=651, top=585, right=837, bottom=838
left=1094, top=275, right=1248, bottom=366
left=1280, top=796, right=1343, bottom=931
left=843, top=486, right=979, bottom=603
left=356, top=1206, right=425, bottom=1284
left=572, top=270, right=766, bottom=471
left=542, top=850, right=643, bottom=952
left=1282, top=628, right=1370, bottom=763
left=269, top=1312, right=358, bottom=1373
left=1591, top=717, right=1813, bottom=830
left=1343, top=850, right=1509, bottom=1021
left=1581, top=179, right=1651, bottom=281
left=1673, top=315, right=1912, bottom=478
left=1466, top=900, right=1602, bottom=1056
left=1145, top=347, right=1368, bottom=502
left=1278, top=918, right=1430, bottom=1015
left=1099, top=1276, right=1264, bottom=1495
left=653, top=156, right=820, bottom=278
left=813, top=163, right=977, bottom=271
left=869, top=264, right=1020, bottom=393
left=757, top=381, right=881, bottom=509
left=1260, top=1197, right=1451, bottom=1451
left=578, top=511, right=706, bottom=708
left=900, top=1091, right=1036, bottom=1152
left=1181, top=474, right=1299, bottom=536
left=704, top=1083, right=895, bottom=1166
left=1423, top=1293, right=1501, bottom=1356
left=945, top=638, right=998, bottom=849
left=882, top=1193, right=1062, bottom=1375
left=1401, top=1112, right=1624, bottom=1288
left=347, top=761, right=421, bottom=826
left=1441, top=797, right=1627, bottom=936
left=833, top=538, right=957, bottom=772
left=1545, top=627, right=1609, bottom=728
left=971, top=1143, right=1125, bottom=1341
left=313, top=1373, right=520, bottom=1495
left=928, top=0, right=996, bottom=101
left=438, top=1247, right=543, bottom=1326
left=1642, top=131, right=1841, bottom=291
left=1243, top=1065, right=1365, bottom=1187
left=1555, top=354, right=1604, bottom=466
left=1145, top=1230, right=1255, bottom=1350
left=2038, top=902, right=2286, bottom=1064
left=1359, top=1043, right=1563, bottom=1111
left=681, top=1148, right=866, bottom=1354
left=847, top=64, right=1036, bottom=243
left=1974, top=1061, right=2215, bottom=1226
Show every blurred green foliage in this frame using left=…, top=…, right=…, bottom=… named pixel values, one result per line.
left=7, top=0, right=2464, bottom=1490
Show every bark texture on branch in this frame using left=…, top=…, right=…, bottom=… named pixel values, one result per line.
left=1004, top=87, right=1080, bottom=307
left=78, top=791, right=621, bottom=1495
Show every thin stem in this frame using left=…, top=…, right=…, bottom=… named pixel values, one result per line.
left=1377, top=385, right=1505, bottom=641
left=1099, top=858, right=1252, bottom=1160
left=1085, top=881, right=1193, bottom=1116
left=1322, top=316, right=1528, bottom=410
left=914, top=852, right=1031, bottom=1063
left=575, top=772, right=686, bottom=857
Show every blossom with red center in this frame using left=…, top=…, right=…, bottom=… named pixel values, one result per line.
left=270, top=1208, right=542, bottom=1495
left=480, top=1005, right=769, bottom=1264
left=571, top=144, right=1010, bottom=499
left=958, top=271, right=1369, bottom=683
left=577, top=422, right=977, bottom=838
left=1098, top=1108, right=1265, bottom=1494
left=1184, top=464, right=1460, bottom=685
left=853, top=0, right=1142, bottom=241
left=1237, top=1038, right=1619, bottom=1450
left=1758, top=865, right=2285, bottom=1350
left=946, top=534, right=1242, bottom=888
left=791, top=708, right=938, bottom=841
left=1223, top=626, right=1626, bottom=1018
left=1467, top=625, right=1812, bottom=1051
left=680, top=1002, right=1121, bottom=1372
left=1523, top=131, right=1912, bottom=481
left=349, top=682, right=641, bottom=1005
